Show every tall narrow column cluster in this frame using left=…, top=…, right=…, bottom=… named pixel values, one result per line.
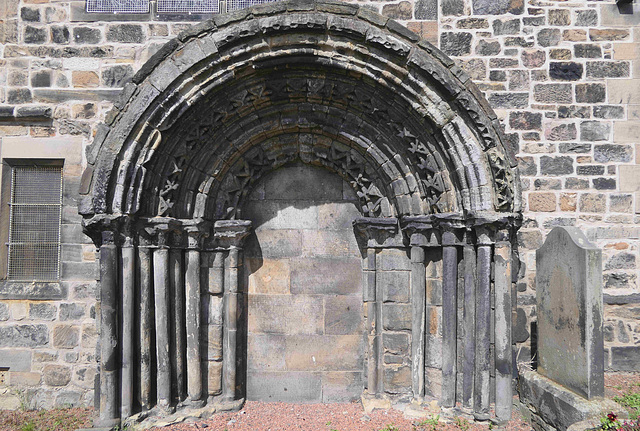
left=402, top=214, right=519, bottom=422
left=88, top=216, right=252, bottom=426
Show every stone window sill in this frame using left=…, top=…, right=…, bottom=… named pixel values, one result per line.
left=0, top=281, right=65, bottom=300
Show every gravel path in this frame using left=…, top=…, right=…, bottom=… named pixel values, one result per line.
left=148, top=399, right=531, bottom=431
left=150, top=373, right=640, bottom=431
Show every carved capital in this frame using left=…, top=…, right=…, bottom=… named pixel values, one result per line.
left=82, top=214, right=133, bottom=247
left=182, top=218, right=211, bottom=249
left=353, top=217, right=398, bottom=247
left=400, top=216, right=438, bottom=247
left=144, top=217, right=181, bottom=248
left=214, top=220, right=252, bottom=249
left=433, top=213, right=466, bottom=246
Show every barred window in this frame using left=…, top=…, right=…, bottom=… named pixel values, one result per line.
left=86, top=0, right=150, bottom=13
left=7, top=166, right=63, bottom=282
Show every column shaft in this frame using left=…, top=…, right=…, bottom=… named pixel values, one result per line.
left=462, top=243, right=476, bottom=409
left=153, top=247, right=172, bottom=408
left=441, top=241, right=458, bottom=408
left=170, top=249, right=186, bottom=401
left=99, top=241, right=118, bottom=423
left=362, top=248, right=376, bottom=394
left=138, top=246, right=152, bottom=410
left=494, top=238, right=512, bottom=421
left=474, top=244, right=492, bottom=419
left=411, top=246, right=426, bottom=399
left=223, top=248, right=239, bottom=400
left=120, top=245, right=135, bottom=418
left=186, top=248, right=202, bottom=402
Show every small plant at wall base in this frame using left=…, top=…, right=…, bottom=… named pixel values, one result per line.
left=599, top=412, right=640, bottom=430
left=615, top=383, right=640, bottom=418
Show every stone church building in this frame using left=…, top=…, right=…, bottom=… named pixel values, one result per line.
left=0, top=0, right=638, bottom=425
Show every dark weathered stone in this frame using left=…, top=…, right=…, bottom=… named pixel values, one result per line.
left=574, top=44, right=601, bottom=59
left=594, top=144, right=633, bottom=163
left=59, top=303, right=85, bottom=321
left=534, top=83, right=572, bottom=103
left=415, top=0, right=438, bottom=19
left=586, top=61, right=630, bottom=78
left=540, top=156, right=573, bottom=175
left=537, top=28, right=561, bottom=47
left=24, top=25, right=46, bottom=44
left=381, top=2, right=412, bottom=20
left=44, top=365, right=72, bottom=386
left=0, top=324, right=49, bottom=347
left=558, top=106, right=590, bottom=119
left=106, top=24, right=144, bottom=43
left=576, top=9, right=597, bottom=27
left=472, top=0, right=523, bottom=15
left=476, top=40, right=501, bottom=56
left=493, top=18, right=520, bottom=35
left=488, top=92, right=528, bottom=108
left=29, top=303, right=57, bottom=320
left=489, top=70, right=506, bottom=81
left=73, top=27, right=101, bottom=44
left=580, top=121, right=610, bottom=141
left=440, top=32, right=472, bottom=56
left=509, top=111, right=542, bottom=130
left=549, top=62, right=583, bottom=81
left=575, top=83, right=605, bottom=104
left=593, top=106, right=624, bottom=119
left=101, top=65, right=133, bottom=88
left=536, top=227, right=603, bottom=399
left=21, top=7, right=40, bottom=22
left=577, top=165, right=605, bottom=176
left=50, top=26, right=69, bottom=44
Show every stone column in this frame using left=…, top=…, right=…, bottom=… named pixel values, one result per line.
left=119, top=221, right=135, bottom=419
left=170, top=242, right=186, bottom=402
left=494, top=228, right=512, bottom=422
left=461, top=235, right=476, bottom=409
left=440, top=220, right=464, bottom=409
left=410, top=245, right=425, bottom=400
left=98, top=228, right=119, bottom=426
left=149, top=219, right=179, bottom=411
left=137, top=229, right=153, bottom=411
left=214, top=220, right=251, bottom=402
left=363, top=246, right=380, bottom=395
left=184, top=220, right=209, bottom=406
left=474, top=225, right=493, bottom=420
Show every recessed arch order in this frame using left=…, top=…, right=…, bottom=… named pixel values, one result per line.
left=79, top=1, right=523, bottom=427
left=80, top=0, right=521, bottom=222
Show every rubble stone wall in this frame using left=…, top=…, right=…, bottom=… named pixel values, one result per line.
left=0, top=0, right=639, bottom=409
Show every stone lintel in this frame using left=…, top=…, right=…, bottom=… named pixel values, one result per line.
left=214, top=220, right=252, bottom=248
left=182, top=218, right=211, bottom=249
left=518, top=369, right=622, bottom=431
left=82, top=214, right=133, bottom=247
left=144, top=217, right=182, bottom=248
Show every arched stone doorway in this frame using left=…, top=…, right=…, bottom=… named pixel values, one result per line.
left=79, top=1, right=522, bottom=427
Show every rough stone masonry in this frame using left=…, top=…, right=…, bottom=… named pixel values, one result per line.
left=0, top=0, right=638, bottom=419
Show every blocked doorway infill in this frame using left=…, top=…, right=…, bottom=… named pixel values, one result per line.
left=242, top=164, right=365, bottom=402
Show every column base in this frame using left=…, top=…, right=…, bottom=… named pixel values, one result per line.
left=92, top=417, right=121, bottom=429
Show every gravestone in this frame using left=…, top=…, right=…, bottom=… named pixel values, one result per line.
left=535, top=226, right=604, bottom=399
left=519, top=227, right=621, bottom=431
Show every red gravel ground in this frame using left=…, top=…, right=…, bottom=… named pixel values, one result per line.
left=0, top=372, right=637, bottom=430
left=149, top=399, right=530, bottom=431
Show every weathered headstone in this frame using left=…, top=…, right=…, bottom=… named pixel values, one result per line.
left=519, top=227, right=621, bottom=431
left=535, top=226, right=603, bottom=399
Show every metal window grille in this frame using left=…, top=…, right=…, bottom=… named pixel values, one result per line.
left=158, top=0, right=220, bottom=13
left=227, top=0, right=276, bottom=11
left=86, top=0, right=150, bottom=13
left=7, top=166, right=63, bottom=282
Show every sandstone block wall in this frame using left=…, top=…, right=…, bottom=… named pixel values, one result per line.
left=0, top=0, right=639, bottom=408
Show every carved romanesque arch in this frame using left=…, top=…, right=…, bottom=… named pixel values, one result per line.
left=80, top=1, right=522, bottom=427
